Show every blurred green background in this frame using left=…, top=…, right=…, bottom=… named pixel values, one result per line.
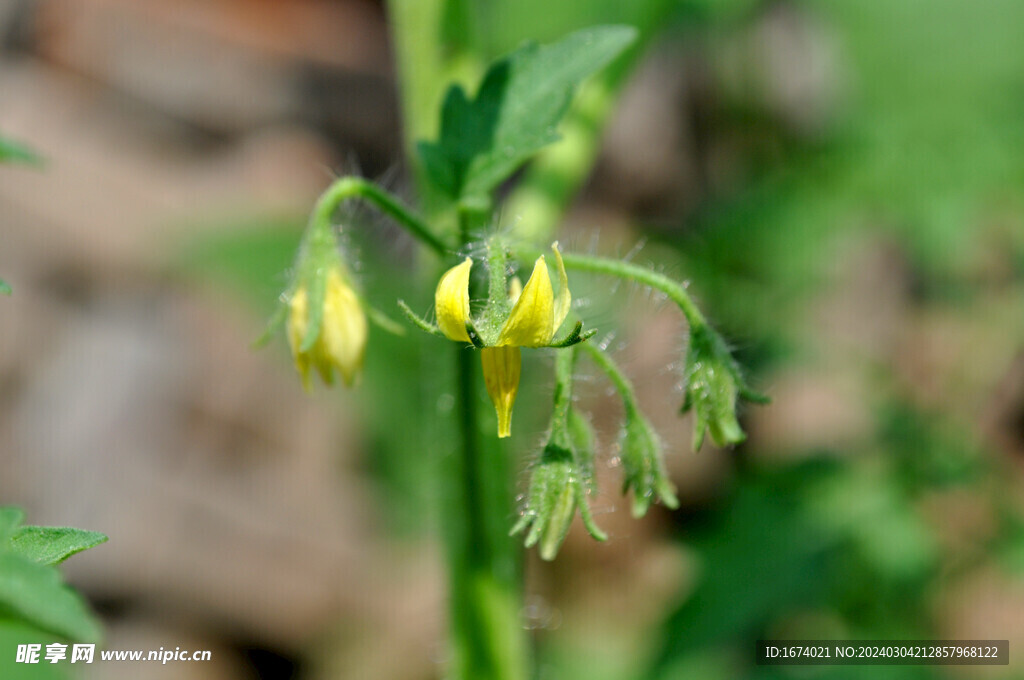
left=2, top=0, right=1023, bottom=678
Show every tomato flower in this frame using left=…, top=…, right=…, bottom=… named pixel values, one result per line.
left=434, top=243, right=576, bottom=437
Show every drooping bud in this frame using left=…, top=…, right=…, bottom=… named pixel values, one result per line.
left=287, top=265, right=368, bottom=389
left=682, top=324, right=766, bottom=451
left=511, top=445, right=577, bottom=561
left=276, top=207, right=368, bottom=390
left=511, top=347, right=605, bottom=559
left=620, top=407, right=679, bottom=518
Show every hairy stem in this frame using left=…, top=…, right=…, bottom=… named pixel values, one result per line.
left=518, top=248, right=708, bottom=330
left=310, top=176, right=450, bottom=255
left=386, top=7, right=526, bottom=676
left=446, top=347, right=527, bottom=680
left=441, top=216, right=526, bottom=680
left=579, top=341, right=638, bottom=410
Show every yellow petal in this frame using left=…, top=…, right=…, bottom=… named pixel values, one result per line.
left=435, top=257, right=473, bottom=342
left=286, top=286, right=313, bottom=390
left=497, top=256, right=553, bottom=347
left=481, top=346, right=521, bottom=438
left=319, top=269, right=368, bottom=387
left=551, top=242, right=571, bottom=333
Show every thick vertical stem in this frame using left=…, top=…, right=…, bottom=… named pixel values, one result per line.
left=386, top=4, right=527, bottom=675
left=446, top=347, right=527, bottom=680
left=440, top=214, right=526, bottom=679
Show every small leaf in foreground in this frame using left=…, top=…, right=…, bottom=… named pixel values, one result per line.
left=9, top=527, right=108, bottom=566
left=0, top=554, right=102, bottom=642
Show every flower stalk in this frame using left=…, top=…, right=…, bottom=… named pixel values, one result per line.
left=530, top=249, right=768, bottom=450
left=512, top=346, right=607, bottom=560
left=309, top=176, right=450, bottom=256
left=581, top=341, right=679, bottom=516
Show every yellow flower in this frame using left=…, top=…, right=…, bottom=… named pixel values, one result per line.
left=288, top=266, right=367, bottom=389
left=435, top=243, right=572, bottom=437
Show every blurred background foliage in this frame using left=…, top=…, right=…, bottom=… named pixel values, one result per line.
left=2, top=0, right=1023, bottom=678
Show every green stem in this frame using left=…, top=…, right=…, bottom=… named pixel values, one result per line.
left=385, top=6, right=524, bottom=676
left=446, top=346, right=527, bottom=680
left=442, top=225, right=526, bottom=680
left=543, top=346, right=577, bottom=453
left=519, top=248, right=708, bottom=329
left=311, top=176, right=451, bottom=256
left=579, top=341, right=640, bottom=418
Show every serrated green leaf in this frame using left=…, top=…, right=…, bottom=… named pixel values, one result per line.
left=9, top=528, right=108, bottom=566
left=0, top=278, right=10, bottom=295
left=0, top=554, right=101, bottom=642
left=418, top=25, right=637, bottom=206
left=0, top=137, right=42, bottom=166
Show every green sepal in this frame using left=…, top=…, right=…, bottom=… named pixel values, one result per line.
left=365, top=302, right=405, bottom=336
left=293, top=213, right=345, bottom=353
left=547, top=321, right=596, bottom=348
left=465, top=320, right=487, bottom=348
left=740, top=386, right=772, bottom=404
left=568, top=409, right=607, bottom=542
left=575, top=483, right=608, bottom=544
left=298, top=261, right=329, bottom=353
left=252, top=298, right=288, bottom=348
left=397, top=300, right=444, bottom=337
left=568, top=407, right=597, bottom=493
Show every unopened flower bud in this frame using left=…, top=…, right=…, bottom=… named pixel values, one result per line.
left=682, top=324, right=766, bottom=450
left=512, top=347, right=605, bottom=560
left=287, top=264, right=367, bottom=389
left=620, top=409, right=678, bottom=518
left=511, top=447, right=578, bottom=561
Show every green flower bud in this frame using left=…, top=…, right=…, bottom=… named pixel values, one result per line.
left=511, top=445, right=577, bottom=561
left=511, top=435, right=607, bottom=561
left=681, top=324, right=767, bottom=451
left=620, top=408, right=678, bottom=518
left=512, top=347, right=605, bottom=560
